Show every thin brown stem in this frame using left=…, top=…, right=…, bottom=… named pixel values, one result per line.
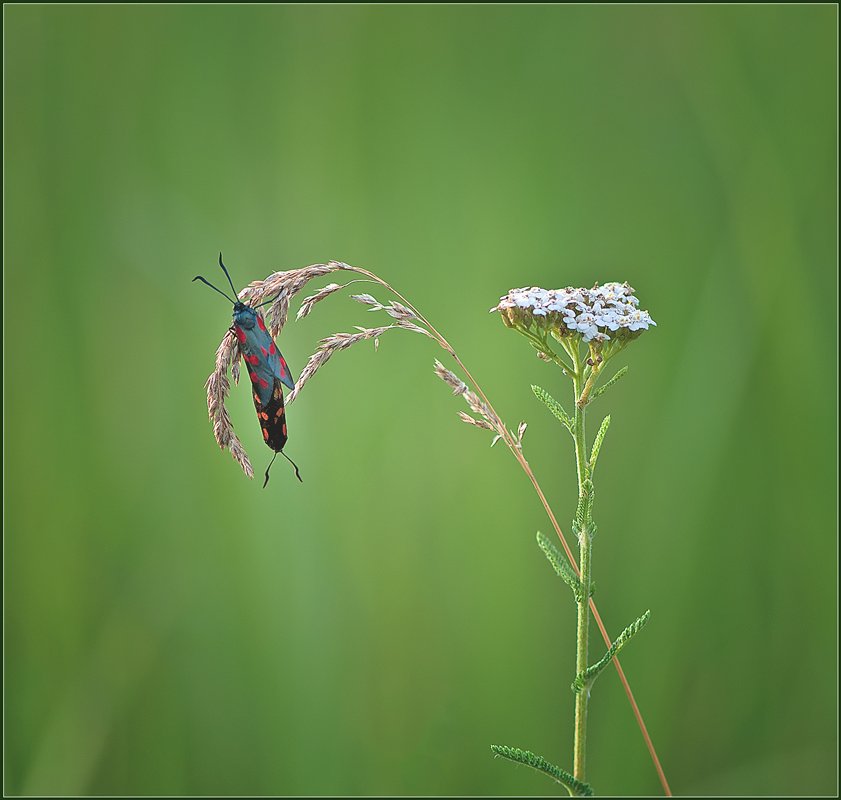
left=344, top=264, right=671, bottom=796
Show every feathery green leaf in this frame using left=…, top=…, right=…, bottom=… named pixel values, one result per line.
left=532, top=385, right=574, bottom=434
left=575, top=479, right=595, bottom=534
left=490, top=745, right=593, bottom=796
left=589, top=415, right=611, bottom=473
left=537, top=531, right=583, bottom=602
left=590, top=365, right=629, bottom=400
left=572, top=610, right=651, bottom=693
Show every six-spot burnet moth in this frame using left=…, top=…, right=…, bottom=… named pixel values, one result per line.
left=194, top=254, right=303, bottom=487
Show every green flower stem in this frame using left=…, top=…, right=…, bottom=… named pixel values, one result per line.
left=571, top=351, right=593, bottom=782
left=578, top=353, right=605, bottom=408
left=521, top=328, right=576, bottom=374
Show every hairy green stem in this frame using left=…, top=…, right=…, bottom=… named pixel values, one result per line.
left=572, top=353, right=593, bottom=782
left=578, top=364, right=600, bottom=408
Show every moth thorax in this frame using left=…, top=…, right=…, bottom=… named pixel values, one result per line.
left=233, top=304, right=257, bottom=329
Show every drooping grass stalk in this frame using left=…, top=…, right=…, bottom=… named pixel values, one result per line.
left=344, top=270, right=669, bottom=794
left=201, top=262, right=671, bottom=796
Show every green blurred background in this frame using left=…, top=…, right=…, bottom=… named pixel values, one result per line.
left=4, top=5, right=837, bottom=796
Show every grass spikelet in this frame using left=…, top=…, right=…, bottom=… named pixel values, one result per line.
left=396, top=320, right=433, bottom=337
left=458, top=411, right=495, bottom=430
left=286, top=325, right=396, bottom=405
left=297, top=283, right=343, bottom=320
left=385, top=301, right=417, bottom=321
left=237, top=262, right=357, bottom=337
left=205, top=330, right=253, bottom=478
left=434, top=360, right=503, bottom=440
left=434, top=359, right=468, bottom=395
left=230, top=343, right=242, bottom=385
left=267, top=289, right=290, bottom=339
left=228, top=436, right=254, bottom=480
left=350, top=293, right=380, bottom=307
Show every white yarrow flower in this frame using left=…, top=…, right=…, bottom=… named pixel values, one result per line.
left=491, top=280, right=655, bottom=345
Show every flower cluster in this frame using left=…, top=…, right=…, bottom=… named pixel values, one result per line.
left=491, top=282, right=656, bottom=343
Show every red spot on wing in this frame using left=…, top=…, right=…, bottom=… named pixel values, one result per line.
left=269, top=342, right=276, bottom=355
left=278, top=358, right=287, bottom=377
left=234, top=326, right=246, bottom=344
left=260, top=346, right=268, bottom=357
left=256, top=315, right=266, bottom=331
left=246, top=354, right=260, bottom=365
left=262, top=427, right=269, bottom=441
left=258, top=377, right=269, bottom=389
left=249, top=372, right=259, bottom=384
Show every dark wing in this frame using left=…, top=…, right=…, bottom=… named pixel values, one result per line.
left=251, top=377, right=289, bottom=452
left=268, top=345, right=296, bottom=391
left=242, top=312, right=296, bottom=398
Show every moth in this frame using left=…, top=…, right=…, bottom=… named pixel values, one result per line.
left=194, top=253, right=302, bottom=486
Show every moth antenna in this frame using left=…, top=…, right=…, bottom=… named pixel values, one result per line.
left=281, top=450, right=303, bottom=483
left=217, top=252, right=241, bottom=300
left=263, top=452, right=278, bottom=489
left=262, top=450, right=301, bottom=487
left=192, top=275, right=236, bottom=304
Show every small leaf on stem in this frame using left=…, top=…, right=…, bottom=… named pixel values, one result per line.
left=572, top=610, right=651, bottom=693
left=532, top=385, right=574, bottom=434
left=590, top=365, right=630, bottom=401
left=537, top=531, right=583, bottom=602
left=589, top=415, right=611, bottom=473
left=490, top=745, right=593, bottom=796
